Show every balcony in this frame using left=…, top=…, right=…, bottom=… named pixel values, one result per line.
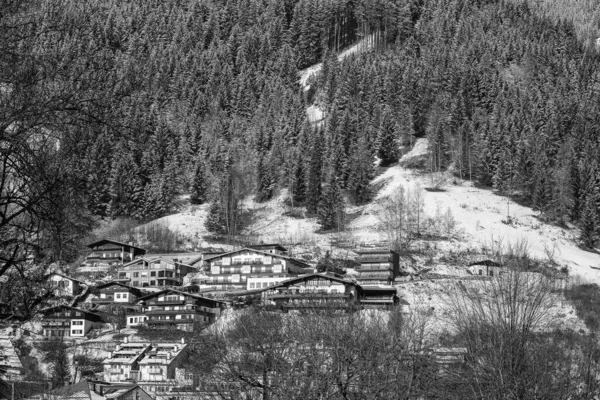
left=146, top=319, right=193, bottom=325
left=85, top=256, right=128, bottom=262
left=147, top=299, right=188, bottom=306
left=145, top=310, right=196, bottom=316
left=92, top=297, right=115, bottom=304
left=267, top=293, right=349, bottom=300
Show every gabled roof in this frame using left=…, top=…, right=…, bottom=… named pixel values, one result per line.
left=87, top=239, right=146, bottom=252
left=247, top=244, right=288, bottom=252
left=204, top=247, right=311, bottom=268
left=468, top=260, right=502, bottom=267
left=122, top=256, right=195, bottom=269
left=95, top=281, right=145, bottom=295
left=50, top=272, right=86, bottom=285
left=136, top=288, right=228, bottom=305
left=42, top=305, right=103, bottom=321
left=354, top=248, right=398, bottom=255
left=269, top=273, right=359, bottom=290
left=48, top=379, right=91, bottom=398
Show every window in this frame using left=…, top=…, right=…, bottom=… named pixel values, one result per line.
left=72, top=321, right=83, bottom=325
left=134, top=272, right=139, bottom=278
left=151, top=271, right=156, bottom=277
left=116, top=294, right=121, bottom=299
left=72, top=330, right=83, bottom=335
left=132, top=281, right=139, bottom=287
left=150, top=280, right=156, bottom=286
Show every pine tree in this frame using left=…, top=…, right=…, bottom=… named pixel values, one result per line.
left=317, top=178, right=345, bottom=231
left=306, top=127, right=323, bottom=214
left=205, top=201, right=228, bottom=235
left=190, top=158, right=209, bottom=205
left=347, top=137, right=374, bottom=204
left=377, top=107, right=400, bottom=166
left=580, top=197, right=598, bottom=248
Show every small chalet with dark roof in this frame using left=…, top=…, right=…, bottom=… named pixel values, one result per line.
left=247, top=244, right=288, bottom=255
left=258, top=273, right=362, bottom=310
left=81, top=239, right=146, bottom=272
left=41, top=305, right=103, bottom=337
left=130, top=289, right=227, bottom=331
left=203, top=247, right=312, bottom=291
left=468, top=260, right=503, bottom=277
left=92, top=282, right=146, bottom=305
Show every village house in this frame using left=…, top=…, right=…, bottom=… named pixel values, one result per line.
left=354, top=249, right=401, bottom=285
left=92, top=282, right=146, bottom=305
left=203, top=247, right=312, bottom=291
left=258, top=273, right=362, bottom=310
left=81, top=239, right=146, bottom=272
left=117, top=257, right=197, bottom=287
left=103, top=340, right=152, bottom=382
left=0, top=335, right=25, bottom=381
left=41, top=305, right=103, bottom=337
left=148, top=247, right=226, bottom=269
left=48, top=273, right=86, bottom=298
left=129, top=289, right=227, bottom=331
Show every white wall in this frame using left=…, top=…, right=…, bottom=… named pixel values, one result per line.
left=70, top=319, right=91, bottom=337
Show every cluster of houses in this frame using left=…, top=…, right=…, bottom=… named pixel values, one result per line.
left=31, top=240, right=408, bottom=339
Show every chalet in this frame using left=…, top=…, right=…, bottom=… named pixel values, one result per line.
left=259, top=273, right=362, bottom=310
left=81, top=239, right=146, bottom=272
left=41, top=305, right=103, bottom=337
left=354, top=249, right=400, bottom=284
left=117, top=257, right=197, bottom=287
left=131, top=289, right=227, bottom=331
left=37, top=380, right=153, bottom=400
left=48, top=273, right=86, bottom=298
left=468, top=260, right=503, bottom=277
left=103, top=340, right=152, bottom=382
left=93, top=282, right=145, bottom=305
left=148, top=248, right=226, bottom=268
left=203, top=247, right=312, bottom=291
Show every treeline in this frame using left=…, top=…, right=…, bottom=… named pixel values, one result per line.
left=3, top=0, right=600, bottom=271
left=184, top=264, right=600, bottom=399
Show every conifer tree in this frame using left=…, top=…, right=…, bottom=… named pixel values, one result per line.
left=317, top=178, right=345, bottom=231
left=580, top=197, right=598, bottom=249
left=306, top=128, right=324, bottom=214
left=347, top=137, right=374, bottom=204
left=190, top=158, right=210, bottom=205
left=377, top=107, right=400, bottom=166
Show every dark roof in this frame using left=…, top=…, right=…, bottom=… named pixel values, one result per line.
left=50, top=272, right=86, bottom=285
left=204, top=248, right=311, bottom=269
left=137, top=289, right=228, bottom=306
left=354, top=248, right=398, bottom=255
left=468, top=260, right=502, bottom=267
left=42, top=305, right=103, bottom=321
left=247, top=244, right=288, bottom=252
left=95, top=281, right=145, bottom=295
left=361, top=286, right=398, bottom=295
left=48, top=380, right=91, bottom=398
left=87, top=239, right=146, bottom=252
left=270, top=273, right=359, bottom=290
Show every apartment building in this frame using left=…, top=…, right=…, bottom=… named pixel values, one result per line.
left=118, top=257, right=197, bottom=287
left=203, top=247, right=312, bottom=291
left=93, top=282, right=146, bottom=305
left=131, top=289, right=227, bottom=331
left=41, top=305, right=103, bottom=337
left=353, top=249, right=400, bottom=284
left=103, top=340, right=152, bottom=382
left=81, top=239, right=146, bottom=272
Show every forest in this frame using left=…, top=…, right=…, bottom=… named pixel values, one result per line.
left=1, top=0, right=600, bottom=272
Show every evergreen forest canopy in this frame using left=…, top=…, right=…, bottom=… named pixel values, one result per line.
left=2, top=0, right=600, bottom=270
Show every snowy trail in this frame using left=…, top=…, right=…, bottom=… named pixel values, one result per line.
left=299, top=34, right=375, bottom=127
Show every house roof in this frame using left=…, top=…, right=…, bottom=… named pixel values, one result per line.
left=354, top=248, right=398, bottom=255
left=247, top=244, right=288, bottom=252
left=42, top=305, right=103, bottom=321
left=50, top=272, right=86, bottom=285
left=95, top=281, right=144, bottom=294
left=268, top=273, right=359, bottom=290
left=468, top=260, right=502, bottom=267
left=136, top=288, right=228, bottom=305
left=122, top=256, right=196, bottom=270
left=204, top=247, right=311, bottom=269
left=87, top=239, right=146, bottom=252
left=48, top=379, right=91, bottom=398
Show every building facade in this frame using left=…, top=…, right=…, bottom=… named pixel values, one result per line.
left=204, top=248, right=312, bottom=291
left=132, top=289, right=226, bottom=331
left=118, top=257, right=197, bottom=287
left=259, top=274, right=362, bottom=310
left=41, top=305, right=103, bottom=337
left=354, top=249, right=400, bottom=284
left=49, top=273, right=86, bottom=297
left=81, top=240, right=146, bottom=272
left=103, top=341, right=151, bottom=382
